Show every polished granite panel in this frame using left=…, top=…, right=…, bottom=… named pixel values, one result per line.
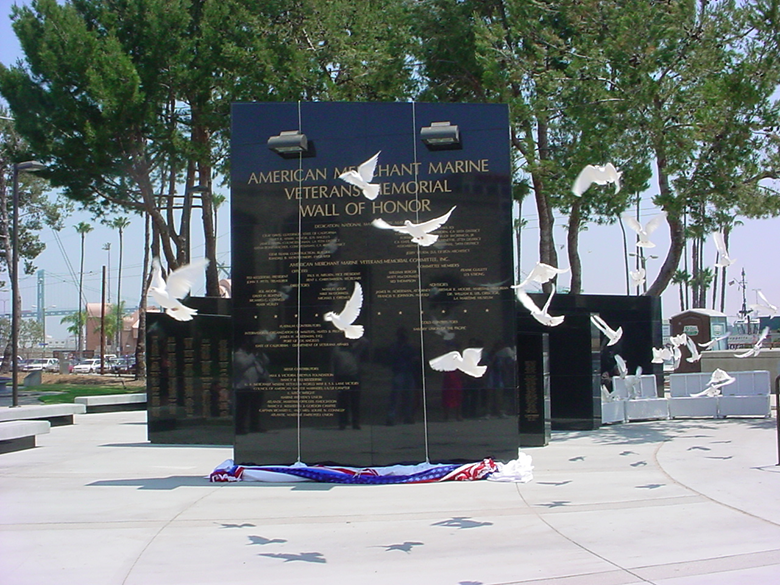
left=146, top=298, right=233, bottom=444
left=517, top=331, right=550, bottom=446
left=231, top=102, right=516, bottom=466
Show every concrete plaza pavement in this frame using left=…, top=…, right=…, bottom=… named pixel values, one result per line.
left=2, top=410, right=780, bottom=585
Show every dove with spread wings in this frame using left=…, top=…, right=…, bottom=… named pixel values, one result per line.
left=429, top=347, right=487, bottom=378
left=372, top=206, right=456, bottom=247
left=324, top=282, right=364, bottom=339
left=624, top=212, right=667, bottom=248
left=571, top=163, right=622, bottom=197
left=338, top=152, right=381, bottom=200
left=149, top=257, right=209, bottom=321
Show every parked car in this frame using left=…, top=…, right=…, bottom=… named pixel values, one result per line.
left=22, top=358, right=60, bottom=373
left=71, top=358, right=103, bottom=374
left=108, top=355, right=137, bottom=375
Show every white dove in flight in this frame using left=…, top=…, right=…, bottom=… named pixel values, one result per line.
left=629, top=268, right=646, bottom=288
left=512, top=262, right=569, bottom=291
left=698, top=332, right=730, bottom=350
left=324, top=282, right=364, bottom=339
left=734, top=326, right=769, bottom=358
left=429, top=347, right=487, bottom=378
left=691, top=368, right=735, bottom=397
left=515, top=287, right=564, bottom=327
left=684, top=334, right=702, bottom=363
left=338, top=151, right=381, bottom=200
left=590, top=314, right=623, bottom=346
left=571, top=163, right=622, bottom=197
left=712, top=231, right=736, bottom=268
left=750, top=290, right=777, bottom=317
left=651, top=346, right=673, bottom=364
left=149, top=257, right=209, bottom=321
left=372, top=206, right=456, bottom=247
left=624, top=212, right=667, bottom=248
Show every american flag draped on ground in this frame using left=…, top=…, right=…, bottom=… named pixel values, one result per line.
left=210, top=452, right=533, bottom=484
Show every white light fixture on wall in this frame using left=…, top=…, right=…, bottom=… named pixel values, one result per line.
left=267, top=130, right=311, bottom=158
left=420, top=121, right=461, bottom=150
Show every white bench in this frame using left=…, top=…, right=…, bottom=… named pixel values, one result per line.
left=0, top=420, right=50, bottom=454
left=669, top=370, right=771, bottom=418
left=0, top=403, right=86, bottom=426
left=75, top=393, right=146, bottom=413
left=615, top=374, right=669, bottom=421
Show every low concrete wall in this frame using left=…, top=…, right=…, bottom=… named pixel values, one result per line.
left=701, top=349, right=780, bottom=385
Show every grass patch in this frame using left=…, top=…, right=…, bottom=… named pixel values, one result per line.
left=36, top=385, right=143, bottom=404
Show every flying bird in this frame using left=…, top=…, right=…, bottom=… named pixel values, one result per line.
left=515, top=287, right=565, bottom=327
left=149, top=257, right=209, bottom=321
left=734, top=326, right=769, bottom=358
left=683, top=335, right=702, bottom=363
left=750, top=290, right=777, bottom=317
left=372, top=206, right=456, bottom=247
left=571, top=163, right=622, bottom=197
left=338, top=151, right=381, bottom=200
left=698, top=332, right=730, bottom=350
left=629, top=268, right=646, bottom=288
left=512, top=262, right=569, bottom=291
left=624, top=212, right=667, bottom=248
left=590, top=314, right=623, bottom=346
left=614, top=354, right=628, bottom=378
left=691, top=368, right=735, bottom=397
left=651, top=346, right=673, bottom=364
left=429, top=347, right=487, bottom=378
left=324, top=282, right=364, bottom=339
left=712, top=231, right=736, bottom=268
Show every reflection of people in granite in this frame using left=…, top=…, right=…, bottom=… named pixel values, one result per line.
left=331, top=338, right=368, bottom=430
left=486, top=342, right=516, bottom=417
left=233, top=342, right=269, bottom=434
left=441, top=368, right=464, bottom=421
left=386, top=328, right=420, bottom=425
left=462, top=337, right=484, bottom=419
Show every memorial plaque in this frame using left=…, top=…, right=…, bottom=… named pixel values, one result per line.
left=517, top=332, right=550, bottom=446
left=147, top=298, right=232, bottom=444
left=231, top=102, right=516, bottom=465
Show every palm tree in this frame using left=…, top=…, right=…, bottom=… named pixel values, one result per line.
left=671, top=269, right=691, bottom=312
left=75, top=222, right=93, bottom=358
left=108, top=216, right=131, bottom=352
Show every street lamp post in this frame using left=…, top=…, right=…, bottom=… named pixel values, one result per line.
left=11, top=161, right=46, bottom=407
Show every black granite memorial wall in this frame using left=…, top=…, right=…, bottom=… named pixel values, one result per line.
left=231, top=102, right=517, bottom=466
left=147, top=297, right=232, bottom=444
left=518, top=294, right=662, bottom=430
left=516, top=332, right=550, bottom=446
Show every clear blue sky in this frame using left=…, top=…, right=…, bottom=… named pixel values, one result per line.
left=2, top=0, right=778, bottom=342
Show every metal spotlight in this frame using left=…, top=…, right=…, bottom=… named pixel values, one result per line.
left=420, top=121, right=461, bottom=150
left=267, top=130, right=310, bottom=158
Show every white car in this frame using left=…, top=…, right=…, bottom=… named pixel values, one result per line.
left=71, top=359, right=103, bottom=374
left=23, top=358, right=60, bottom=373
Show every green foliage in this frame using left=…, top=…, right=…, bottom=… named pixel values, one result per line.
left=60, top=310, right=86, bottom=337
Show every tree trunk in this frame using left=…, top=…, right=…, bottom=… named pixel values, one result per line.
left=531, top=120, right=557, bottom=292
left=646, top=158, right=684, bottom=297
left=567, top=200, right=583, bottom=293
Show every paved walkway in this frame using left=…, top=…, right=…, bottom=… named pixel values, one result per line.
left=2, top=411, right=780, bottom=584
